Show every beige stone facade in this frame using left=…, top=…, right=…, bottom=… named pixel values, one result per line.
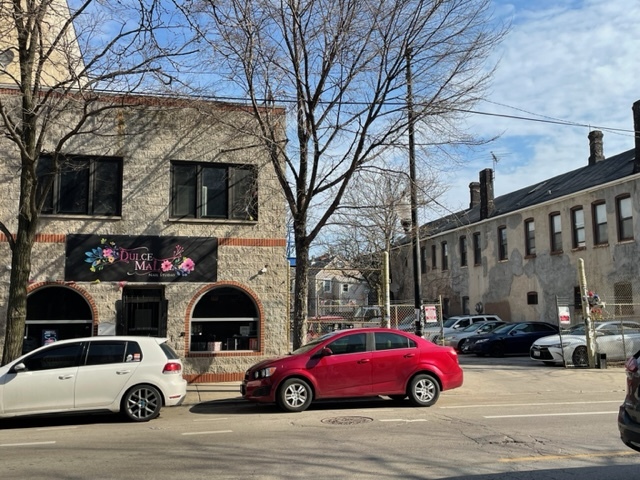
left=0, top=91, right=289, bottom=382
left=391, top=105, right=640, bottom=326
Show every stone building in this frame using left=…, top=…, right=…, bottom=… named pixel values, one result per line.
left=391, top=100, right=640, bottom=326
left=0, top=90, right=289, bottom=383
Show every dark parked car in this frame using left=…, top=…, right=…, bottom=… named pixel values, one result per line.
left=465, top=322, right=559, bottom=357
left=241, top=328, right=463, bottom=412
left=618, top=351, right=640, bottom=451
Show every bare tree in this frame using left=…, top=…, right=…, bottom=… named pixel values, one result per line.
left=182, top=0, right=507, bottom=349
left=0, top=0, right=195, bottom=364
left=318, top=165, right=447, bottom=302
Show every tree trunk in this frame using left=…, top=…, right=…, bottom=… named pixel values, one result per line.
left=292, top=238, right=310, bottom=350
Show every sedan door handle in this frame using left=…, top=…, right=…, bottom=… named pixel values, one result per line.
left=116, top=370, right=132, bottom=375
left=404, top=353, right=416, bottom=358
left=58, top=375, right=75, bottom=380
left=357, top=359, right=370, bottom=364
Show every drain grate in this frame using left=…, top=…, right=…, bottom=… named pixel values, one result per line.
left=321, top=416, right=374, bottom=425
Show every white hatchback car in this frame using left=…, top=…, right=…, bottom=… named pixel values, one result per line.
left=530, top=321, right=640, bottom=366
left=0, top=336, right=187, bottom=422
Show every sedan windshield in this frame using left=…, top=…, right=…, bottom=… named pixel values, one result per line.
left=292, top=331, right=339, bottom=355
left=460, top=322, right=485, bottom=333
left=491, top=323, right=517, bottom=335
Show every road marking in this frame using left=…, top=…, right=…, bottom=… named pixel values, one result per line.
left=182, top=430, right=233, bottom=436
left=441, top=400, right=620, bottom=409
left=500, top=451, right=636, bottom=463
left=379, top=419, right=428, bottom=422
left=485, top=411, right=617, bottom=419
left=36, top=426, right=79, bottom=431
left=0, top=441, right=56, bottom=447
left=192, top=418, right=229, bottom=422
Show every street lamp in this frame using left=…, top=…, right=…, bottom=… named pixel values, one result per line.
left=403, top=47, right=423, bottom=337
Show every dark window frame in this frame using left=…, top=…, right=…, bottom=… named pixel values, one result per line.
left=459, top=236, right=468, bottom=267
left=441, top=241, right=448, bottom=271
left=550, top=212, right=563, bottom=253
left=616, top=195, right=634, bottom=241
left=431, top=244, right=437, bottom=269
left=524, top=218, right=536, bottom=256
left=37, top=154, right=123, bottom=216
left=571, top=206, right=586, bottom=249
left=498, top=226, right=508, bottom=261
left=592, top=201, right=608, bottom=245
left=170, top=161, right=258, bottom=221
left=472, top=232, right=481, bottom=266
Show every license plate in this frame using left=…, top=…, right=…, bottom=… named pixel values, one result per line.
left=532, top=351, right=540, bottom=357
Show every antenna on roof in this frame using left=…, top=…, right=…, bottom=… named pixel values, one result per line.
left=491, top=152, right=499, bottom=181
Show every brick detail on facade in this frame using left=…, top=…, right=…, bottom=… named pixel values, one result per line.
left=218, top=238, right=286, bottom=247
left=184, top=372, right=244, bottom=384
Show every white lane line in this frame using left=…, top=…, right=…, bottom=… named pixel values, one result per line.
left=192, top=418, right=229, bottom=423
left=441, top=400, right=620, bottom=409
left=36, top=426, right=79, bottom=431
left=485, top=411, right=617, bottom=419
left=379, top=419, right=428, bottom=423
left=1, top=441, right=56, bottom=447
left=182, top=430, right=233, bottom=436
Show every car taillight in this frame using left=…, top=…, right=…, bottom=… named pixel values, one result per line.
left=163, top=362, right=182, bottom=374
left=625, top=357, right=638, bottom=373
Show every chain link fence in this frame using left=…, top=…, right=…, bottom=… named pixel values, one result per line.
left=553, top=281, right=640, bottom=368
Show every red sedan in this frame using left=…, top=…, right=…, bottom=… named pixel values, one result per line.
left=241, top=328, right=463, bottom=412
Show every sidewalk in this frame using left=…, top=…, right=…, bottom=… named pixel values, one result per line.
left=185, top=382, right=244, bottom=406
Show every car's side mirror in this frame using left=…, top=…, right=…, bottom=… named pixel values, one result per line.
left=12, top=362, right=26, bottom=373
left=320, top=347, right=333, bottom=357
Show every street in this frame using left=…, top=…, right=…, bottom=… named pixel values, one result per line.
left=1, top=355, right=638, bottom=479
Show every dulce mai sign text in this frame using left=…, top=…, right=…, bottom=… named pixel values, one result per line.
left=65, top=234, right=218, bottom=283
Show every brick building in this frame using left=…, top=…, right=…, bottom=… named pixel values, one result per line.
left=0, top=91, right=289, bottom=382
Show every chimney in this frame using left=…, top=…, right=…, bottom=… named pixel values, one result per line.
left=479, top=168, right=494, bottom=220
left=633, top=100, right=640, bottom=173
left=588, top=130, right=604, bottom=165
left=469, top=182, right=480, bottom=209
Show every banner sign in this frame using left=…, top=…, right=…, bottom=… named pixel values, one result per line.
left=65, top=234, right=217, bottom=283
left=423, top=305, right=438, bottom=323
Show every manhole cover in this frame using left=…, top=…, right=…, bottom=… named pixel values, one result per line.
left=321, top=416, right=373, bottom=425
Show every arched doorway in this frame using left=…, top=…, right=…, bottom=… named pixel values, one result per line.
left=25, top=286, right=94, bottom=353
left=190, top=286, right=259, bottom=352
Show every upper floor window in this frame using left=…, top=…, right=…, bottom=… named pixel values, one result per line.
left=459, top=236, right=468, bottom=267
left=524, top=218, right=535, bottom=256
left=341, top=284, right=349, bottom=293
left=550, top=213, right=562, bottom=253
left=171, top=162, right=258, bottom=221
left=420, top=246, right=427, bottom=272
left=473, top=232, right=481, bottom=265
left=441, top=242, right=448, bottom=270
left=571, top=207, right=585, bottom=248
left=592, top=201, right=608, bottom=245
left=617, top=195, right=633, bottom=241
left=431, top=244, right=437, bottom=269
left=37, top=155, right=123, bottom=216
left=323, top=280, right=331, bottom=292
left=498, top=226, right=508, bottom=260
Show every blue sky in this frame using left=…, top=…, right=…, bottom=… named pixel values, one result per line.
left=434, top=0, right=640, bottom=217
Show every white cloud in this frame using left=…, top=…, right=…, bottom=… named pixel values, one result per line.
left=432, top=0, right=640, bottom=218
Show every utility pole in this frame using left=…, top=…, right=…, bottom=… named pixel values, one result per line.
left=406, top=47, right=423, bottom=337
left=578, top=259, right=597, bottom=368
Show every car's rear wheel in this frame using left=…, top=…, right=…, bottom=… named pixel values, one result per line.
left=457, top=339, right=467, bottom=352
left=572, top=346, right=589, bottom=367
left=121, top=384, right=162, bottom=422
left=277, top=378, right=312, bottom=412
left=408, top=374, right=440, bottom=407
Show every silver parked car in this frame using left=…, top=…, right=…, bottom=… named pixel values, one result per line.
left=442, top=320, right=506, bottom=352
left=530, top=321, right=640, bottom=366
left=424, top=314, right=503, bottom=342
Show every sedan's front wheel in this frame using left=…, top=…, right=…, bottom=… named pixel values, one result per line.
left=122, top=385, right=162, bottom=422
left=572, top=346, right=589, bottom=367
left=408, top=374, right=440, bottom=407
left=277, top=378, right=313, bottom=412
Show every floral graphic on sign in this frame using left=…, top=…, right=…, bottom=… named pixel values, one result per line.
left=84, top=239, right=196, bottom=277
left=85, top=238, right=121, bottom=272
